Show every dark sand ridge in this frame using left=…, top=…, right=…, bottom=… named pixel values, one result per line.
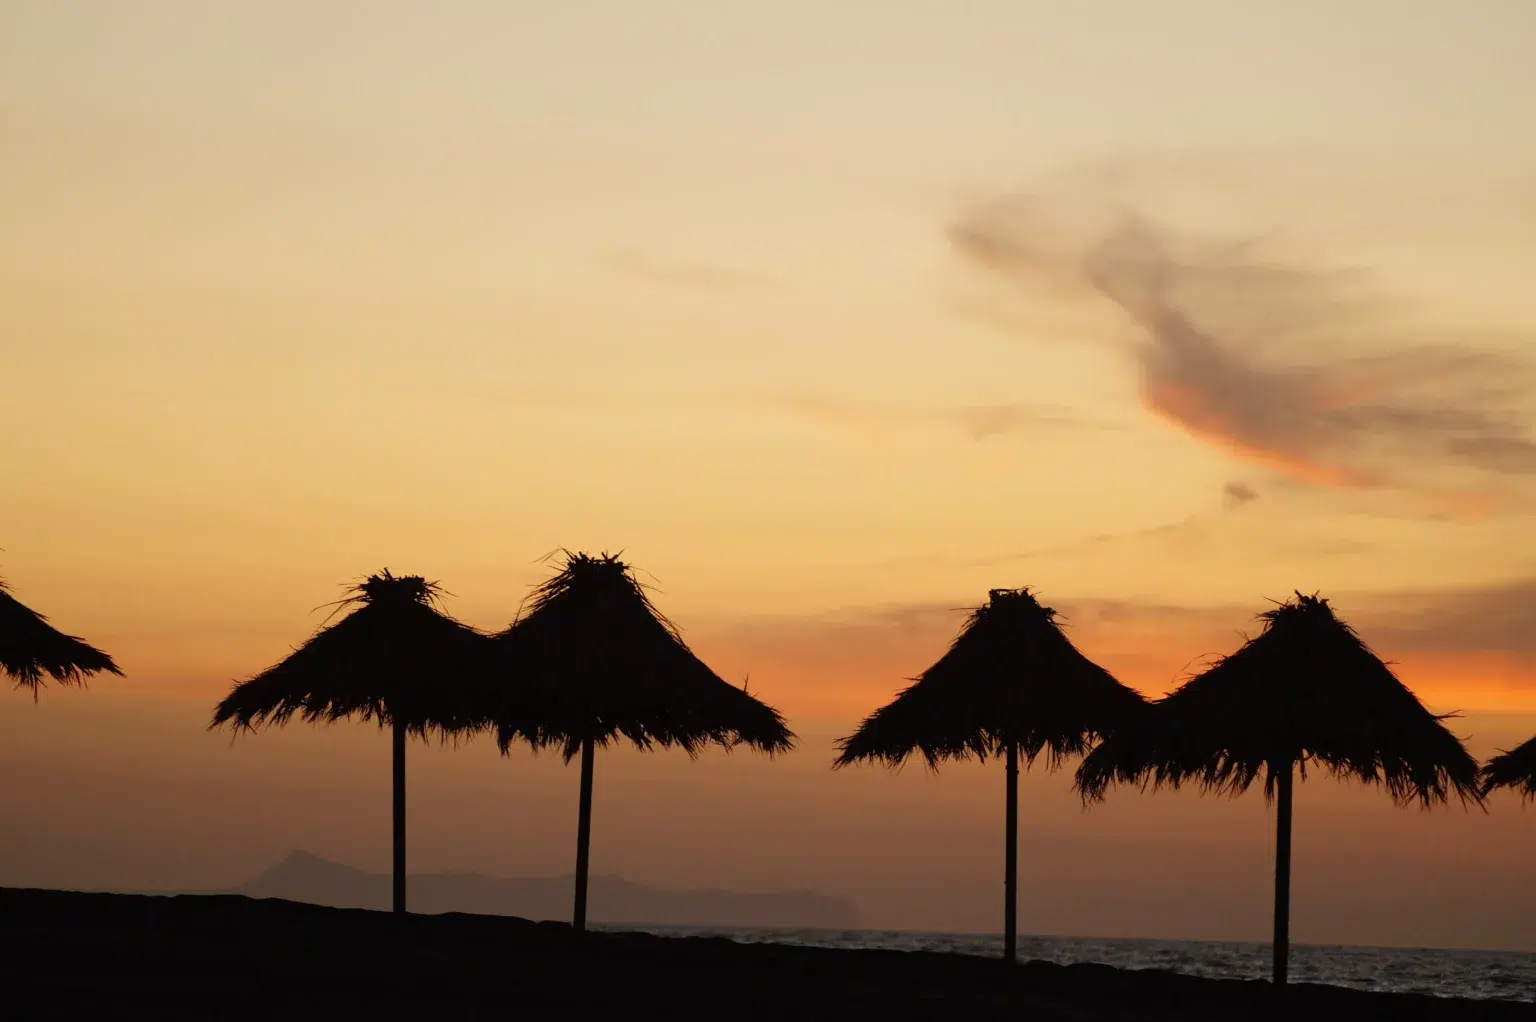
left=2, top=887, right=1527, bottom=1021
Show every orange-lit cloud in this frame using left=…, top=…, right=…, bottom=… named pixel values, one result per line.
left=1143, top=379, right=1367, bottom=488
left=949, top=191, right=1536, bottom=508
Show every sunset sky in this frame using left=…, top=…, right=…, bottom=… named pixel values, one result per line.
left=3, top=2, right=1534, bottom=949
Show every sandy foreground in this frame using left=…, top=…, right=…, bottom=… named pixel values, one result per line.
left=0, top=887, right=1528, bottom=1020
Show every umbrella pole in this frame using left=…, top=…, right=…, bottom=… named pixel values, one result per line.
left=393, top=719, right=406, bottom=915
left=1004, top=741, right=1019, bottom=963
left=573, top=736, right=596, bottom=933
left=1273, top=762, right=1294, bottom=986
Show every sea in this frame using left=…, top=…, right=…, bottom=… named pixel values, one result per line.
left=600, top=925, right=1536, bottom=1003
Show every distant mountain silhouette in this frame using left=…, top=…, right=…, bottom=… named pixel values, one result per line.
left=231, top=851, right=860, bottom=929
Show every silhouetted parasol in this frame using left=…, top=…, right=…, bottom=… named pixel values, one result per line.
left=1482, top=734, right=1536, bottom=802
left=835, top=588, right=1146, bottom=962
left=1077, top=593, right=1481, bottom=987
left=483, top=552, right=794, bottom=932
left=211, top=570, right=490, bottom=914
left=1, top=577, right=121, bottom=697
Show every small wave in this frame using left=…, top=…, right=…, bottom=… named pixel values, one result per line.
left=598, top=924, right=1536, bottom=1003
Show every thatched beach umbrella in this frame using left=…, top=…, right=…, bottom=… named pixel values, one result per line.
left=483, top=552, right=795, bottom=932
left=834, top=588, right=1146, bottom=962
left=1, top=577, right=121, bottom=696
left=1076, top=593, right=1481, bottom=987
left=212, top=570, right=490, bottom=914
left=1482, top=734, right=1536, bottom=802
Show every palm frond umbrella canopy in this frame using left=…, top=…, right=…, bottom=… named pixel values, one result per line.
left=835, top=587, right=1146, bottom=963
left=1, top=577, right=122, bottom=696
left=1482, top=735, right=1536, bottom=802
left=1076, top=593, right=1481, bottom=987
left=483, top=552, right=795, bottom=932
left=211, top=570, right=491, bottom=915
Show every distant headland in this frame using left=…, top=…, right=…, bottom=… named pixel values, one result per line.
left=217, top=850, right=860, bottom=930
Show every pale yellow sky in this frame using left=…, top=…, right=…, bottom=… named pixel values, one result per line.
left=6, top=0, right=1535, bottom=706
left=3, top=2, right=1535, bottom=944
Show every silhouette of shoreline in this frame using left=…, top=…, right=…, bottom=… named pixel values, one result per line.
left=2, top=886, right=1526, bottom=1020
left=221, top=849, right=861, bottom=928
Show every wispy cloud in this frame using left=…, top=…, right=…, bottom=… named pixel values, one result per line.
left=777, top=393, right=1117, bottom=442
left=1222, top=481, right=1259, bottom=507
left=599, top=248, right=776, bottom=292
left=428, top=385, right=1112, bottom=444
left=1078, top=580, right=1536, bottom=663
left=949, top=184, right=1536, bottom=511
left=1364, top=579, right=1536, bottom=657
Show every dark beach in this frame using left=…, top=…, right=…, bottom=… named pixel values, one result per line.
left=2, top=887, right=1527, bottom=1021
